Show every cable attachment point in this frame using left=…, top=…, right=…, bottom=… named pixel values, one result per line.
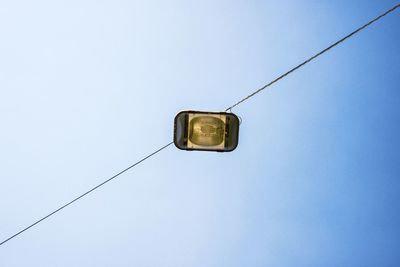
left=238, top=115, right=243, bottom=125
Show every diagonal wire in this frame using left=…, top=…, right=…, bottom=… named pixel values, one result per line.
left=0, top=142, right=173, bottom=247
left=225, top=3, right=400, bottom=111
left=1, top=3, right=399, bottom=248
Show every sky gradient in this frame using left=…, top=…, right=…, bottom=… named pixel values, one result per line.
left=1, top=0, right=400, bottom=266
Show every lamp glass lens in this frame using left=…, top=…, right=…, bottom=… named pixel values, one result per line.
left=187, top=114, right=226, bottom=149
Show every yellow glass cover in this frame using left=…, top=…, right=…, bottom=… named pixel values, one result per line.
left=187, top=114, right=226, bottom=149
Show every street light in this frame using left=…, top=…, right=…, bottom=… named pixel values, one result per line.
left=174, top=110, right=239, bottom=152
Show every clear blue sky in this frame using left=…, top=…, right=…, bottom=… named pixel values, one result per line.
left=1, top=0, right=399, bottom=266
